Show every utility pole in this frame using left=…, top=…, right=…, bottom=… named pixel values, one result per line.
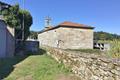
left=22, top=0, right=25, bottom=41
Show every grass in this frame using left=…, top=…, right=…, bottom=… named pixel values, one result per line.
left=107, top=40, right=120, bottom=58
left=97, top=40, right=120, bottom=58
left=66, top=49, right=102, bottom=55
left=0, top=53, right=71, bottom=80
left=0, top=56, right=27, bottom=79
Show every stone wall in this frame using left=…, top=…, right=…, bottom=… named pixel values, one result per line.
left=25, top=41, right=39, bottom=52
left=43, top=46, right=120, bottom=80
left=38, top=27, right=94, bottom=49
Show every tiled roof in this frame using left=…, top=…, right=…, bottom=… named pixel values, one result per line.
left=39, top=21, right=94, bottom=33
left=57, top=21, right=94, bottom=28
left=58, top=21, right=88, bottom=27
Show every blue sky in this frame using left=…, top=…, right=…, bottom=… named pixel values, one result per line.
left=1, top=0, right=120, bottom=35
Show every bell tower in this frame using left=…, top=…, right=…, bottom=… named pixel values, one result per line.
left=44, top=16, right=52, bottom=29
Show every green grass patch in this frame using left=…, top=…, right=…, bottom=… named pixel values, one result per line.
left=98, top=40, right=120, bottom=58
left=0, top=54, right=71, bottom=80
left=107, top=40, right=120, bottom=58
left=66, top=49, right=102, bottom=54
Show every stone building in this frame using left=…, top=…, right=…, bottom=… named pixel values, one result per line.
left=38, top=21, right=94, bottom=49
left=0, top=19, right=15, bottom=58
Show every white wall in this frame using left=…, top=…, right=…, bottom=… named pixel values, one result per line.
left=6, top=26, right=15, bottom=57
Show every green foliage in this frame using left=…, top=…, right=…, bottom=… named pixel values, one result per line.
left=0, top=11, right=1, bottom=15
left=107, top=40, right=120, bottom=58
left=1, top=4, right=20, bottom=28
left=29, top=31, right=38, bottom=39
left=1, top=4, right=33, bottom=40
left=94, top=31, right=120, bottom=40
left=18, top=10, right=33, bottom=40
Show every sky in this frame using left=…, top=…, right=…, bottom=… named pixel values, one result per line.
left=1, top=0, right=120, bottom=35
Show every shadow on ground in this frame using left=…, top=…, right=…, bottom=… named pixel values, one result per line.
left=24, top=48, right=47, bottom=56
left=0, top=48, right=46, bottom=79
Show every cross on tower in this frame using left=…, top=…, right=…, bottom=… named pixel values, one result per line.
left=45, top=16, right=52, bottom=27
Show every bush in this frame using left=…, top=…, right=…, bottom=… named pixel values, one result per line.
left=108, top=40, right=120, bottom=58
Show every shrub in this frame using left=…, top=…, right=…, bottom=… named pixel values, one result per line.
left=108, top=40, right=120, bottom=58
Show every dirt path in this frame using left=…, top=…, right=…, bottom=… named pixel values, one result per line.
left=56, top=74, right=80, bottom=80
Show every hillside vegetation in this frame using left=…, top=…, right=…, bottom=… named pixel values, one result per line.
left=94, top=31, right=120, bottom=40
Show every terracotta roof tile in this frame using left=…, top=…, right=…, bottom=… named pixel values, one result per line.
left=58, top=21, right=93, bottom=28
left=39, top=21, right=94, bottom=33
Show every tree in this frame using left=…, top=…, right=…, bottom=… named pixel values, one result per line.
left=1, top=4, right=33, bottom=40
left=18, top=10, right=33, bottom=40
left=1, top=4, right=21, bottom=28
left=30, top=31, right=38, bottom=39
left=94, top=31, right=120, bottom=41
